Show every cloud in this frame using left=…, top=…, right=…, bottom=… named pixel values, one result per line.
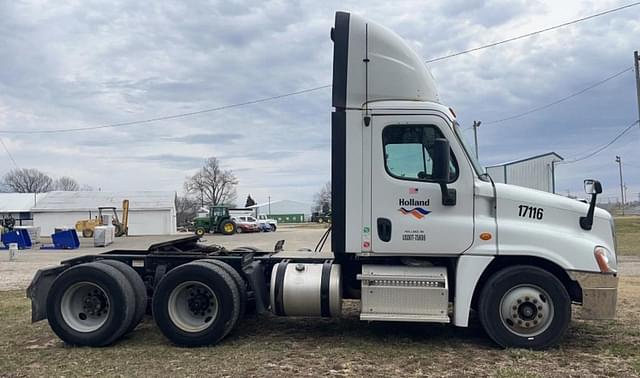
left=0, top=0, right=638, bottom=204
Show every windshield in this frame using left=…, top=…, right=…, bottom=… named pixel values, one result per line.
left=453, top=122, right=488, bottom=180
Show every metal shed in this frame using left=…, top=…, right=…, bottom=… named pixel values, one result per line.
left=486, top=152, right=563, bottom=193
left=32, top=191, right=177, bottom=236
left=248, top=199, right=313, bottom=223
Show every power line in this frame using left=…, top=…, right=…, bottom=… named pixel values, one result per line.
left=0, top=137, right=19, bottom=169
left=0, top=85, right=331, bottom=135
left=484, top=67, right=633, bottom=125
left=425, top=1, right=640, bottom=63
left=558, top=120, right=639, bottom=164
left=1, top=2, right=638, bottom=135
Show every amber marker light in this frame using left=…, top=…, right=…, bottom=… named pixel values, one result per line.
left=480, top=233, right=492, bottom=241
left=594, top=247, right=614, bottom=273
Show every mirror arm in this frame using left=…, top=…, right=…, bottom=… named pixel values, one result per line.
left=439, top=183, right=457, bottom=206
left=579, top=193, right=598, bottom=230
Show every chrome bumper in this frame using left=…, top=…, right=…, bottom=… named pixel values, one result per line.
left=568, top=271, right=618, bottom=320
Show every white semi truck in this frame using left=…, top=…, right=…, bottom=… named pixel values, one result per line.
left=27, top=12, right=617, bottom=350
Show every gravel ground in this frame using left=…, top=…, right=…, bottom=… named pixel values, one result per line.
left=0, top=224, right=636, bottom=291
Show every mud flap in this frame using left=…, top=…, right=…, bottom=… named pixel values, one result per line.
left=242, top=261, right=268, bottom=314
left=26, top=265, right=68, bottom=322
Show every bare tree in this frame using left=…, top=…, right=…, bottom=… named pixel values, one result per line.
left=184, top=157, right=238, bottom=207
left=2, top=168, right=53, bottom=193
left=175, top=195, right=199, bottom=226
left=313, top=181, right=331, bottom=214
left=80, top=184, right=95, bottom=191
left=54, top=176, right=80, bottom=191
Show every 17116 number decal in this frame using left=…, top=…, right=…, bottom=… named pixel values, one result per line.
left=518, top=205, right=544, bottom=220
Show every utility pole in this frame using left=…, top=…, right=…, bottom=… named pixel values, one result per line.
left=472, top=120, right=481, bottom=159
left=635, top=51, right=640, bottom=122
left=616, top=155, right=625, bottom=215
left=268, top=196, right=271, bottom=216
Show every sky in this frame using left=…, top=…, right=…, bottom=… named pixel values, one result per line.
left=0, top=0, right=639, bottom=205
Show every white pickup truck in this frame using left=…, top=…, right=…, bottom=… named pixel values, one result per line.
left=256, top=214, right=277, bottom=232
left=229, top=209, right=278, bottom=231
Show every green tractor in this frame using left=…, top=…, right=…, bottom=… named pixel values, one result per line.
left=193, top=206, right=237, bottom=237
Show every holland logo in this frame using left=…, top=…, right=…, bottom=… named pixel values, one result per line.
left=398, top=207, right=431, bottom=219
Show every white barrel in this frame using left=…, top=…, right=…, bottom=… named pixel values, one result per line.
left=270, top=262, right=342, bottom=317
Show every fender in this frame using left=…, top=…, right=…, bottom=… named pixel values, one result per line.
left=453, top=254, right=494, bottom=327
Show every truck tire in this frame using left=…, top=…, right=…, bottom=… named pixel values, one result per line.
left=195, top=227, right=206, bottom=237
left=478, top=265, right=571, bottom=350
left=270, top=224, right=277, bottom=232
left=220, top=220, right=236, bottom=235
left=191, top=260, right=245, bottom=334
left=96, top=260, right=147, bottom=334
left=46, top=262, right=136, bottom=346
left=152, top=262, right=238, bottom=346
left=82, top=229, right=93, bottom=238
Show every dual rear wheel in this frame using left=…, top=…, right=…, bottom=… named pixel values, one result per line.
left=46, top=259, right=246, bottom=347
left=152, top=261, right=244, bottom=346
left=46, top=260, right=147, bottom=346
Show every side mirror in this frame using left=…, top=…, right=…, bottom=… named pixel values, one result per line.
left=432, top=138, right=456, bottom=206
left=584, top=179, right=602, bottom=195
left=432, top=138, right=451, bottom=183
left=580, top=179, right=602, bottom=231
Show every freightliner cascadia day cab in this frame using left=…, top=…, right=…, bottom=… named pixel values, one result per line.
left=27, top=12, right=618, bottom=350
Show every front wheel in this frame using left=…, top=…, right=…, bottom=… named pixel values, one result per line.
left=478, top=265, right=571, bottom=350
left=195, top=227, right=206, bottom=237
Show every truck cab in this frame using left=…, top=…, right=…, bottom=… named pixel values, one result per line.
left=330, top=11, right=617, bottom=347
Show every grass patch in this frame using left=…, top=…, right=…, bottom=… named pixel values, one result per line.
left=2, top=277, right=640, bottom=377
left=615, top=216, right=640, bottom=256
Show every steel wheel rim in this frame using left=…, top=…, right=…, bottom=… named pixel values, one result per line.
left=224, top=223, right=233, bottom=233
left=60, top=282, right=110, bottom=333
left=168, top=281, right=218, bottom=333
left=499, top=284, right=554, bottom=337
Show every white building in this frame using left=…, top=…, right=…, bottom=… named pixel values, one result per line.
left=32, top=191, right=177, bottom=235
left=249, top=199, right=313, bottom=223
left=0, top=193, right=45, bottom=226
left=486, top=152, right=563, bottom=193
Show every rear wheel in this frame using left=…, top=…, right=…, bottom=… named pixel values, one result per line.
left=478, top=265, right=571, bottom=349
left=152, top=262, right=238, bottom=346
left=220, top=220, right=236, bottom=235
left=46, top=262, right=136, bottom=346
left=270, top=224, right=277, bottom=232
left=96, top=260, right=147, bottom=334
left=191, top=261, right=243, bottom=336
left=82, top=229, right=93, bottom=238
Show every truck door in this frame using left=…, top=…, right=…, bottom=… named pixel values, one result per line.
left=370, top=115, right=474, bottom=255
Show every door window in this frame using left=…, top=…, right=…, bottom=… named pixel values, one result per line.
left=382, top=125, right=458, bottom=182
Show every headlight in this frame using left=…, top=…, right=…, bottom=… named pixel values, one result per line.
left=594, top=246, right=617, bottom=273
